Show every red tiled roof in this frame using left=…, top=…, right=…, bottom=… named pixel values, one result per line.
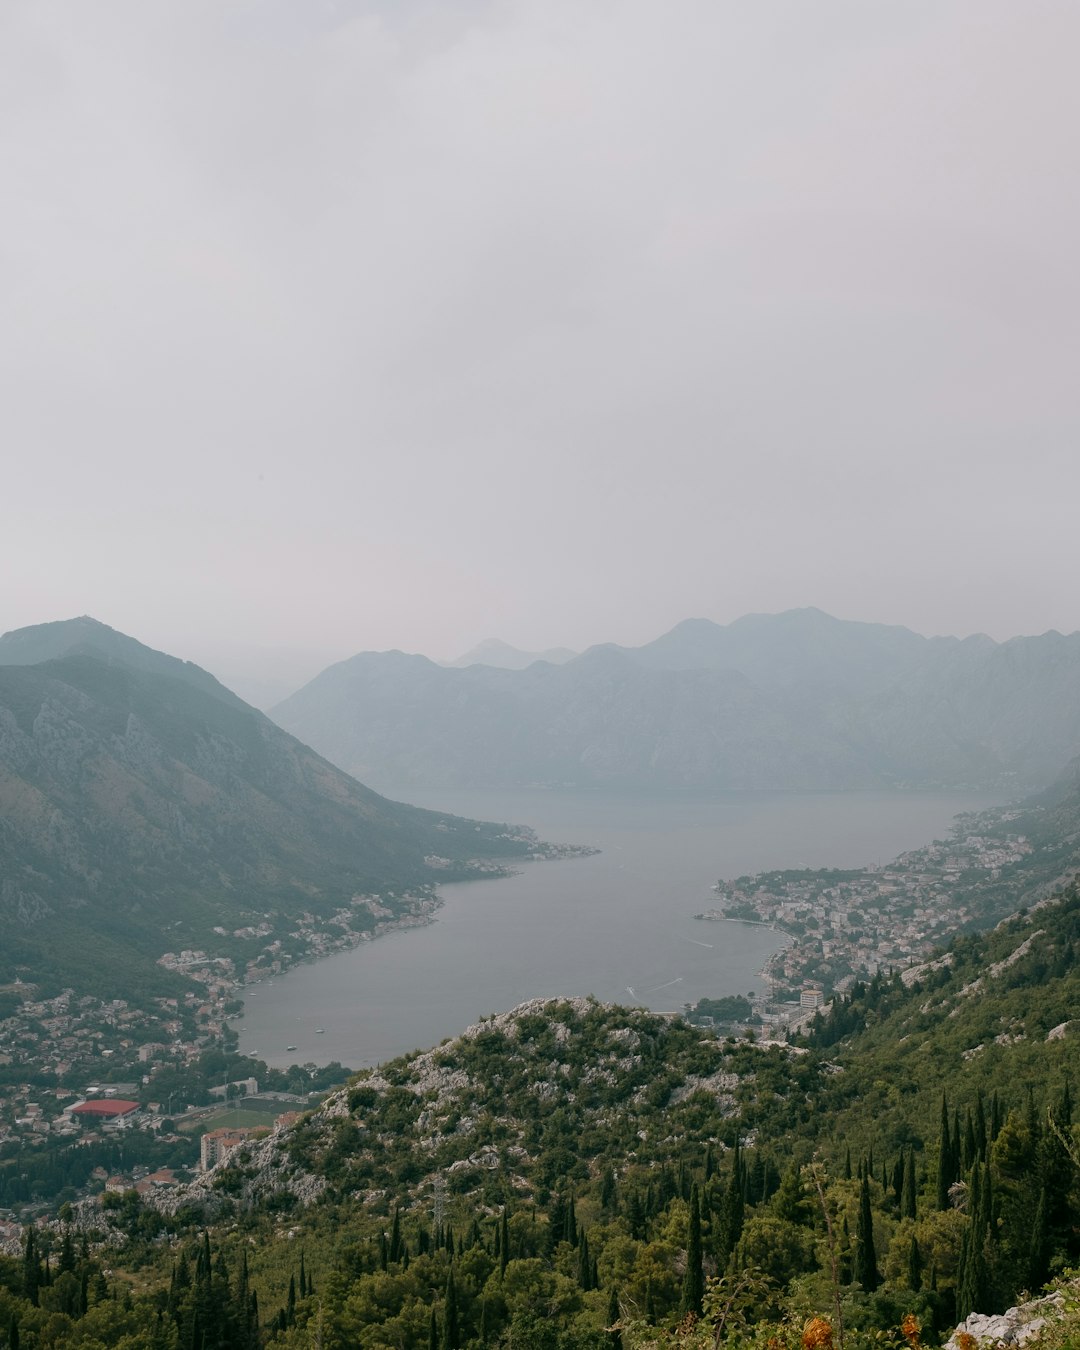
left=72, top=1099, right=140, bottom=1117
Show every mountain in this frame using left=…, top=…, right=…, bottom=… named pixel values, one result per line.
left=270, top=609, right=1080, bottom=793
left=446, top=638, right=578, bottom=669
left=0, top=619, right=547, bottom=995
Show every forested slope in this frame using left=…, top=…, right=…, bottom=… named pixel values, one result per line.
left=2, top=888, right=1078, bottom=1348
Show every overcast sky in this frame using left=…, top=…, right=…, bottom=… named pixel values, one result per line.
left=4, top=1, right=1079, bottom=698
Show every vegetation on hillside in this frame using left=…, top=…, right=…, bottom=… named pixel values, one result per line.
left=1, top=886, right=1077, bottom=1349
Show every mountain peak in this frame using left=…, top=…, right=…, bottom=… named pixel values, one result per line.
left=0, top=615, right=242, bottom=707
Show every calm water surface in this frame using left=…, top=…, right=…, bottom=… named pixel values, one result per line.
left=240, top=788, right=1001, bottom=1068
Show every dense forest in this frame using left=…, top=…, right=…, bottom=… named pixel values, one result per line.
left=1, top=885, right=1079, bottom=1349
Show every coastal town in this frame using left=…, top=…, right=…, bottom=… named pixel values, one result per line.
left=0, top=850, right=596, bottom=1225
left=696, top=807, right=1036, bottom=998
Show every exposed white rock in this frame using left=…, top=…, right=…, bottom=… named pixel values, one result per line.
left=945, top=1289, right=1064, bottom=1349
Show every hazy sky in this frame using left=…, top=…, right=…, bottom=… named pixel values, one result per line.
left=4, top=1, right=1079, bottom=696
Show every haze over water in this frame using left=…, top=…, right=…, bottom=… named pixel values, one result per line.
left=240, top=789, right=1002, bottom=1068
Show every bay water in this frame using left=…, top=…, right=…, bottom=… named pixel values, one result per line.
left=239, top=788, right=1001, bottom=1069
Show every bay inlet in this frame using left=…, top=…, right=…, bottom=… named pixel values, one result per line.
left=239, top=788, right=1002, bottom=1068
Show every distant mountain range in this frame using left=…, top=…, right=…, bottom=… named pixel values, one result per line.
left=270, top=608, right=1080, bottom=793
left=0, top=618, right=542, bottom=994
left=445, top=638, right=578, bottom=670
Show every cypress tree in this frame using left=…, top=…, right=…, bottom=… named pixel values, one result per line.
left=607, top=1287, right=622, bottom=1350
left=681, top=1184, right=704, bottom=1316
left=1029, top=1187, right=1049, bottom=1291
left=717, top=1159, right=744, bottom=1264
left=287, top=1275, right=296, bottom=1326
left=9, top=1315, right=19, bottom=1350
left=975, top=1092, right=988, bottom=1161
left=902, top=1149, right=918, bottom=1220
left=907, top=1234, right=923, bottom=1293
left=500, top=1208, right=510, bottom=1276
left=443, top=1268, right=459, bottom=1350
left=937, top=1093, right=953, bottom=1210
left=854, top=1173, right=880, bottom=1292
left=577, top=1232, right=592, bottom=1291
left=964, top=1110, right=977, bottom=1172
left=891, top=1155, right=904, bottom=1206
left=22, top=1229, right=39, bottom=1307
left=299, top=1252, right=307, bottom=1298
left=843, top=1147, right=852, bottom=1181
left=429, top=1302, right=439, bottom=1350
left=389, top=1208, right=402, bottom=1265
left=956, top=1165, right=989, bottom=1321
left=838, top=1215, right=852, bottom=1285
left=379, top=1232, right=388, bottom=1271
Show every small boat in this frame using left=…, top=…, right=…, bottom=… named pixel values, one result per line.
left=315, top=1028, right=325, bottom=1034
left=286, top=1044, right=297, bottom=1051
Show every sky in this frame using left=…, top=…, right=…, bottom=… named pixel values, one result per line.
left=4, top=1, right=1080, bottom=702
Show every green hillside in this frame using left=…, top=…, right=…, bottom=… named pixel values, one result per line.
left=0, top=622, right=551, bottom=996
left=2, top=887, right=1077, bottom=1349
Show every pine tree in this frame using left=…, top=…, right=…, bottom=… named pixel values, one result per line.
left=681, top=1184, right=704, bottom=1316
left=854, top=1173, right=880, bottom=1292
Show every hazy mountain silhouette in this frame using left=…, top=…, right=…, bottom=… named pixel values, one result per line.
left=271, top=609, right=1080, bottom=793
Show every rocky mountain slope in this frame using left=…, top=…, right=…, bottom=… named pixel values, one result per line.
left=0, top=619, right=547, bottom=994
left=271, top=609, right=1080, bottom=792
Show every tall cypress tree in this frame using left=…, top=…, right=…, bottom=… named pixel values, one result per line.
left=902, top=1149, right=918, bottom=1220
left=429, top=1303, right=439, bottom=1350
left=937, top=1093, right=954, bottom=1210
left=22, top=1229, right=39, bottom=1307
left=854, top=1173, right=880, bottom=1292
left=681, top=1184, right=704, bottom=1316
left=500, top=1208, right=510, bottom=1276
left=717, top=1159, right=744, bottom=1265
left=577, top=1232, right=593, bottom=1291
left=443, top=1269, right=459, bottom=1350
left=907, top=1234, right=923, bottom=1293
left=607, top=1287, right=622, bottom=1350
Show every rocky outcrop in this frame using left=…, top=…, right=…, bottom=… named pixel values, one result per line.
left=946, top=1290, right=1066, bottom=1349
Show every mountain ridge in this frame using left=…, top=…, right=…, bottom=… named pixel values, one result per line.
left=270, top=608, right=1080, bottom=793
left=0, top=619, right=549, bottom=995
